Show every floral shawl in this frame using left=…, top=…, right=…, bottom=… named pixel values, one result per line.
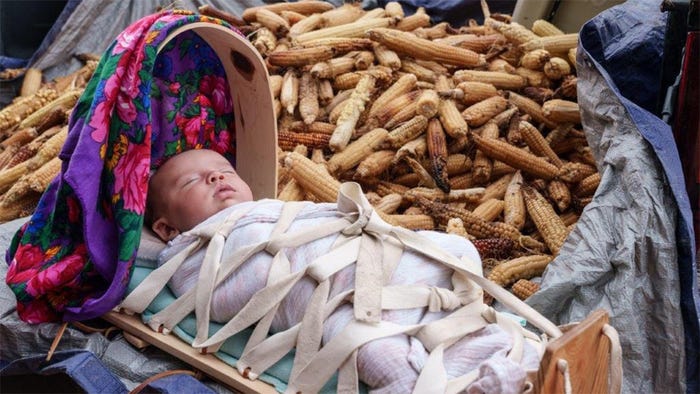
left=5, top=10, right=240, bottom=323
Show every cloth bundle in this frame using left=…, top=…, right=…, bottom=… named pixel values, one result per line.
left=122, top=182, right=557, bottom=393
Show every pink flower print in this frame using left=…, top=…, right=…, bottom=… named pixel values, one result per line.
left=113, top=16, right=153, bottom=55
left=199, top=75, right=231, bottom=115
left=176, top=112, right=203, bottom=147
left=25, top=245, right=87, bottom=298
left=17, top=300, right=58, bottom=324
left=169, top=82, right=181, bottom=94
left=113, top=142, right=151, bottom=214
left=209, top=129, right=232, bottom=155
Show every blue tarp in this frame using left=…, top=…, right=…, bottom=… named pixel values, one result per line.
left=528, top=1, right=699, bottom=392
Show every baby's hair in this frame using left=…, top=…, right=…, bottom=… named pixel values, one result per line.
left=143, top=168, right=161, bottom=228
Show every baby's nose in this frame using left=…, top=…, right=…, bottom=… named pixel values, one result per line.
left=208, top=172, right=225, bottom=183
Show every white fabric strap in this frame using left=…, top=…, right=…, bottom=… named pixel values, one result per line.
left=413, top=343, right=447, bottom=394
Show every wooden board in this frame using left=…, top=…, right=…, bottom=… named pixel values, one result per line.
left=537, top=309, right=611, bottom=394
left=102, top=311, right=278, bottom=394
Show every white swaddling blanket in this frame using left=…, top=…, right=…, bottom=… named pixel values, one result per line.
left=158, top=199, right=539, bottom=393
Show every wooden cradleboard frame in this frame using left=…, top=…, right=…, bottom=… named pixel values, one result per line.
left=156, top=22, right=280, bottom=200
left=103, top=307, right=616, bottom=393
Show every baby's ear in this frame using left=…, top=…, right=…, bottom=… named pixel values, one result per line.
left=151, top=218, right=180, bottom=242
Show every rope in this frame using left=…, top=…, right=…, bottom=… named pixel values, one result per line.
left=603, top=324, right=623, bottom=394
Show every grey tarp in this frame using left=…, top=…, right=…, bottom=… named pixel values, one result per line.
left=526, top=1, right=699, bottom=393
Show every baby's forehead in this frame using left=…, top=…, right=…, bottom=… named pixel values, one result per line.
left=156, top=150, right=232, bottom=177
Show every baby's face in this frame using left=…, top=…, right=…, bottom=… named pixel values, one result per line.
left=152, top=149, right=253, bottom=232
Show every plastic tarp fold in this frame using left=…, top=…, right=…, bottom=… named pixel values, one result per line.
left=526, top=1, right=699, bottom=393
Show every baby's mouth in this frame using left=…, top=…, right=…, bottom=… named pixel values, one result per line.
left=215, top=184, right=235, bottom=197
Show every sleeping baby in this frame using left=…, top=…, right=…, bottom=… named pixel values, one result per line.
left=143, top=148, right=539, bottom=393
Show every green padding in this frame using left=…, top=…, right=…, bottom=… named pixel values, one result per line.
left=128, top=266, right=345, bottom=393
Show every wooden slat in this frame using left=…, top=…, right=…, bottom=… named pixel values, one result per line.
left=537, top=309, right=611, bottom=394
left=102, top=311, right=278, bottom=394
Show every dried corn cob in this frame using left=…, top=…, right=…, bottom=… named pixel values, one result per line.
left=354, top=149, right=395, bottom=180
left=558, top=162, right=597, bottom=183
left=415, top=59, right=450, bottom=75
left=522, top=186, right=568, bottom=255
left=403, top=156, right=437, bottom=189
left=376, top=180, right=409, bottom=197
left=519, top=120, right=563, bottom=166
left=356, top=8, right=387, bottom=21
left=547, top=180, right=572, bottom=212
left=543, top=57, right=571, bottom=81
left=268, top=46, right=335, bottom=67
left=198, top=5, right=245, bottom=26
left=330, top=74, right=376, bottom=151
left=446, top=217, right=474, bottom=240
left=542, top=99, right=581, bottom=124
left=0, top=191, right=41, bottom=223
left=0, top=126, right=67, bottom=192
left=372, top=90, right=421, bottom=127
left=449, top=173, right=474, bottom=190
left=384, top=214, right=435, bottom=230
left=368, top=73, right=416, bottom=118
left=556, top=75, right=578, bottom=100
left=515, top=67, right=552, bottom=89
left=472, top=122, right=499, bottom=184
left=479, top=173, right=514, bottom=203
left=488, top=58, right=516, bottom=74
left=400, top=59, right=437, bottom=83
left=575, top=172, right=601, bottom=197
left=426, top=118, right=450, bottom=192
left=0, top=144, right=20, bottom=170
left=461, top=96, right=508, bottom=127
left=287, top=121, right=336, bottom=135
left=456, top=81, right=499, bottom=107
left=472, top=198, right=505, bottom=222
left=27, top=156, right=61, bottom=192
left=243, top=1, right=334, bottom=22
left=295, top=18, right=395, bottom=44
left=327, top=128, right=388, bottom=174
left=256, top=8, right=290, bottom=36
left=471, top=133, right=559, bottom=180
left=405, top=187, right=485, bottom=203
left=487, top=254, right=553, bottom=287
left=0, top=88, right=58, bottom=132
left=374, top=193, right=403, bottom=214
left=298, top=72, right=320, bottom=125
left=18, top=88, right=81, bottom=130
left=302, top=37, right=374, bottom=54
left=373, top=44, right=402, bottom=70
left=486, top=19, right=539, bottom=45
left=395, top=135, right=427, bottom=163
left=507, top=91, right=557, bottom=129
left=439, top=153, right=472, bottom=175
left=280, top=69, right=299, bottom=115
left=532, top=20, right=565, bottom=37
left=318, top=80, right=334, bottom=106
left=1, top=127, right=37, bottom=148
left=521, top=33, right=578, bottom=53
left=20, top=68, right=42, bottom=97
left=472, top=238, right=515, bottom=260
left=367, top=28, right=485, bottom=67
left=289, top=13, right=324, bottom=38
left=321, top=3, right=364, bottom=27
left=269, top=74, right=283, bottom=98
left=395, top=7, right=431, bottom=31
left=384, top=101, right=418, bottom=130
left=280, top=10, right=306, bottom=25
left=386, top=115, right=428, bottom=149
left=417, top=89, right=440, bottom=119
left=284, top=151, right=340, bottom=202
left=504, top=171, right=526, bottom=230
left=384, top=2, right=404, bottom=18
left=491, top=160, right=516, bottom=178
left=278, top=131, right=330, bottom=150
left=453, top=70, right=527, bottom=90
left=511, top=279, right=540, bottom=300
left=522, top=86, right=554, bottom=104
left=520, top=49, right=551, bottom=71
